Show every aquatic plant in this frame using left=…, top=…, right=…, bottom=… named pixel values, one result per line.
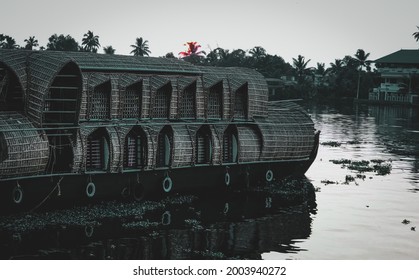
left=320, top=179, right=338, bottom=185
left=190, top=250, right=226, bottom=260
left=347, top=140, right=362, bottom=145
left=356, top=174, right=366, bottom=180
left=330, top=159, right=352, bottom=165
left=0, top=200, right=163, bottom=233
left=122, top=220, right=159, bottom=230
left=184, top=219, right=204, bottom=230
left=373, top=163, right=392, bottom=175
left=348, top=160, right=374, bottom=173
left=321, top=141, right=342, bottom=147
left=329, top=158, right=392, bottom=176
left=344, top=175, right=356, bottom=184
left=402, top=219, right=411, bottom=224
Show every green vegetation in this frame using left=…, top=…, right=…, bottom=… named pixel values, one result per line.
left=321, top=141, right=342, bottom=147
left=329, top=158, right=392, bottom=176
left=130, top=37, right=151, bottom=57
left=81, top=30, right=100, bottom=53
left=3, top=24, right=419, bottom=102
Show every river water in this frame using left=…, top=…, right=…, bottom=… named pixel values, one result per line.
left=285, top=103, right=419, bottom=260
left=0, top=103, right=418, bottom=260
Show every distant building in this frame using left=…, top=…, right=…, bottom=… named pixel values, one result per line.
left=370, top=49, right=419, bottom=105
left=266, top=76, right=297, bottom=100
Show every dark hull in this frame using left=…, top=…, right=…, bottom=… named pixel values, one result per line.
left=0, top=135, right=319, bottom=211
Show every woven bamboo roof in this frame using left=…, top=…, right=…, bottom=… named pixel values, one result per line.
left=0, top=50, right=28, bottom=96
left=0, top=50, right=270, bottom=123
left=0, top=112, right=49, bottom=178
left=199, top=66, right=268, bottom=118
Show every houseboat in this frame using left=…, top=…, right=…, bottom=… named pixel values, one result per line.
left=0, top=50, right=320, bottom=207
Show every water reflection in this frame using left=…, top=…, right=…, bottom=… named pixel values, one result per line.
left=308, top=103, right=419, bottom=186
left=302, top=103, right=419, bottom=260
left=0, top=179, right=316, bottom=260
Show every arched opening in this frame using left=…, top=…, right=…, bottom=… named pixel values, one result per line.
left=179, top=81, right=196, bottom=119
left=234, top=83, right=248, bottom=119
left=0, top=64, right=24, bottom=111
left=196, top=125, right=212, bottom=164
left=124, top=126, right=147, bottom=169
left=0, top=132, right=7, bottom=163
left=122, top=81, right=142, bottom=119
left=43, top=62, right=82, bottom=126
left=237, top=125, right=263, bottom=162
left=223, top=125, right=239, bottom=163
left=47, top=136, right=74, bottom=172
left=152, top=83, right=172, bottom=119
left=90, top=80, right=111, bottom=120
left=207, top=82, right=223, bottom=119
left=157, top=126, right=173, bottom=167
left=86, top=128, right=110, bottom=171
left=43, top=63, right=82, bottom=172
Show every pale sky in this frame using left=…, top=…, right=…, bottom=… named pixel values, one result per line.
left=2, top=0, right=419, bottom=67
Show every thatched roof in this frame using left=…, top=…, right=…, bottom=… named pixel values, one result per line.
left=199, top=66, right=268, bottom=118
left=0, top=112, right=49, bottom=178
left=0, top=50, right=269, bottom=124
left=258, top=102, right=315, bottom=161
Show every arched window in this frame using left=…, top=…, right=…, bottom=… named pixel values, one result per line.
left=86, top=129, right=110, bottom=171
left=223, top=125, right=238, bottom=163
left=0, top=65, right=24, bottom=111
left=91, top=81, right=111, bottom=120
left=234, top=83, right=248, bottom=119
left=122, top=82, right=142, bottom=119
left=153, top=83, right=171, bottom=119
left=196, top=125, right=212, bottom=164
left=44, top=62, right=81, bottom=126
left=179, top=82, right=196, bottom=119
left=0, top=132, right=7, bottom=163
left=124, top=127, right=147, bottom=169
left=157, top=126, right=173, bottom=167
left=207, top=82, right=223, bottom=119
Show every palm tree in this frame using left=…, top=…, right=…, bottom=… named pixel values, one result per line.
left=130, top=37, right=151, bottom=56
left=0, top=35, right=19, bottom=49
left=82, top=30, right=100, bottom=53
left=315, top=63, right=326, bottom=75
left=315, top=62, right=327, bottom=86
left=329, top=59, right=344, bottom=74
left=229, top=49, right=247, bottom=65
left=179, top=41, right=206, bottom=58
left=0, top=34, right=5, bottom=48
left=413, top=26, right=419, bottom=43
left=103, top=46, right=115, bottom=54
left=24, top=36, right=39, bottom=50
left=249, top=46, right=267, bottom=60
left=354, top=49, right=370, bottom=99
left=292, top=55, right=312, bottom=78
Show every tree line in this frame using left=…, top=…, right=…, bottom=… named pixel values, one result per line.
left=2, top=27, right=419, bottom=101
left=0, top=31, right=149, bottom=56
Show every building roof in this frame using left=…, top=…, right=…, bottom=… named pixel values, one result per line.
left=375, top=49, right=419, bottom=64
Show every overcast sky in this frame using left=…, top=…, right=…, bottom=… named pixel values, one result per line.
left=2, top=0, right=419, bottom=67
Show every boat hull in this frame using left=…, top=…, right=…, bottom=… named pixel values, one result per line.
left=0, top=153, right=317, bottom=211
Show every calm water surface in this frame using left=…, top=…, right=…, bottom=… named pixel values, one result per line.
left=0, top=103, right=418, bottom=260
left=278, top=103, right=419, bottom=260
